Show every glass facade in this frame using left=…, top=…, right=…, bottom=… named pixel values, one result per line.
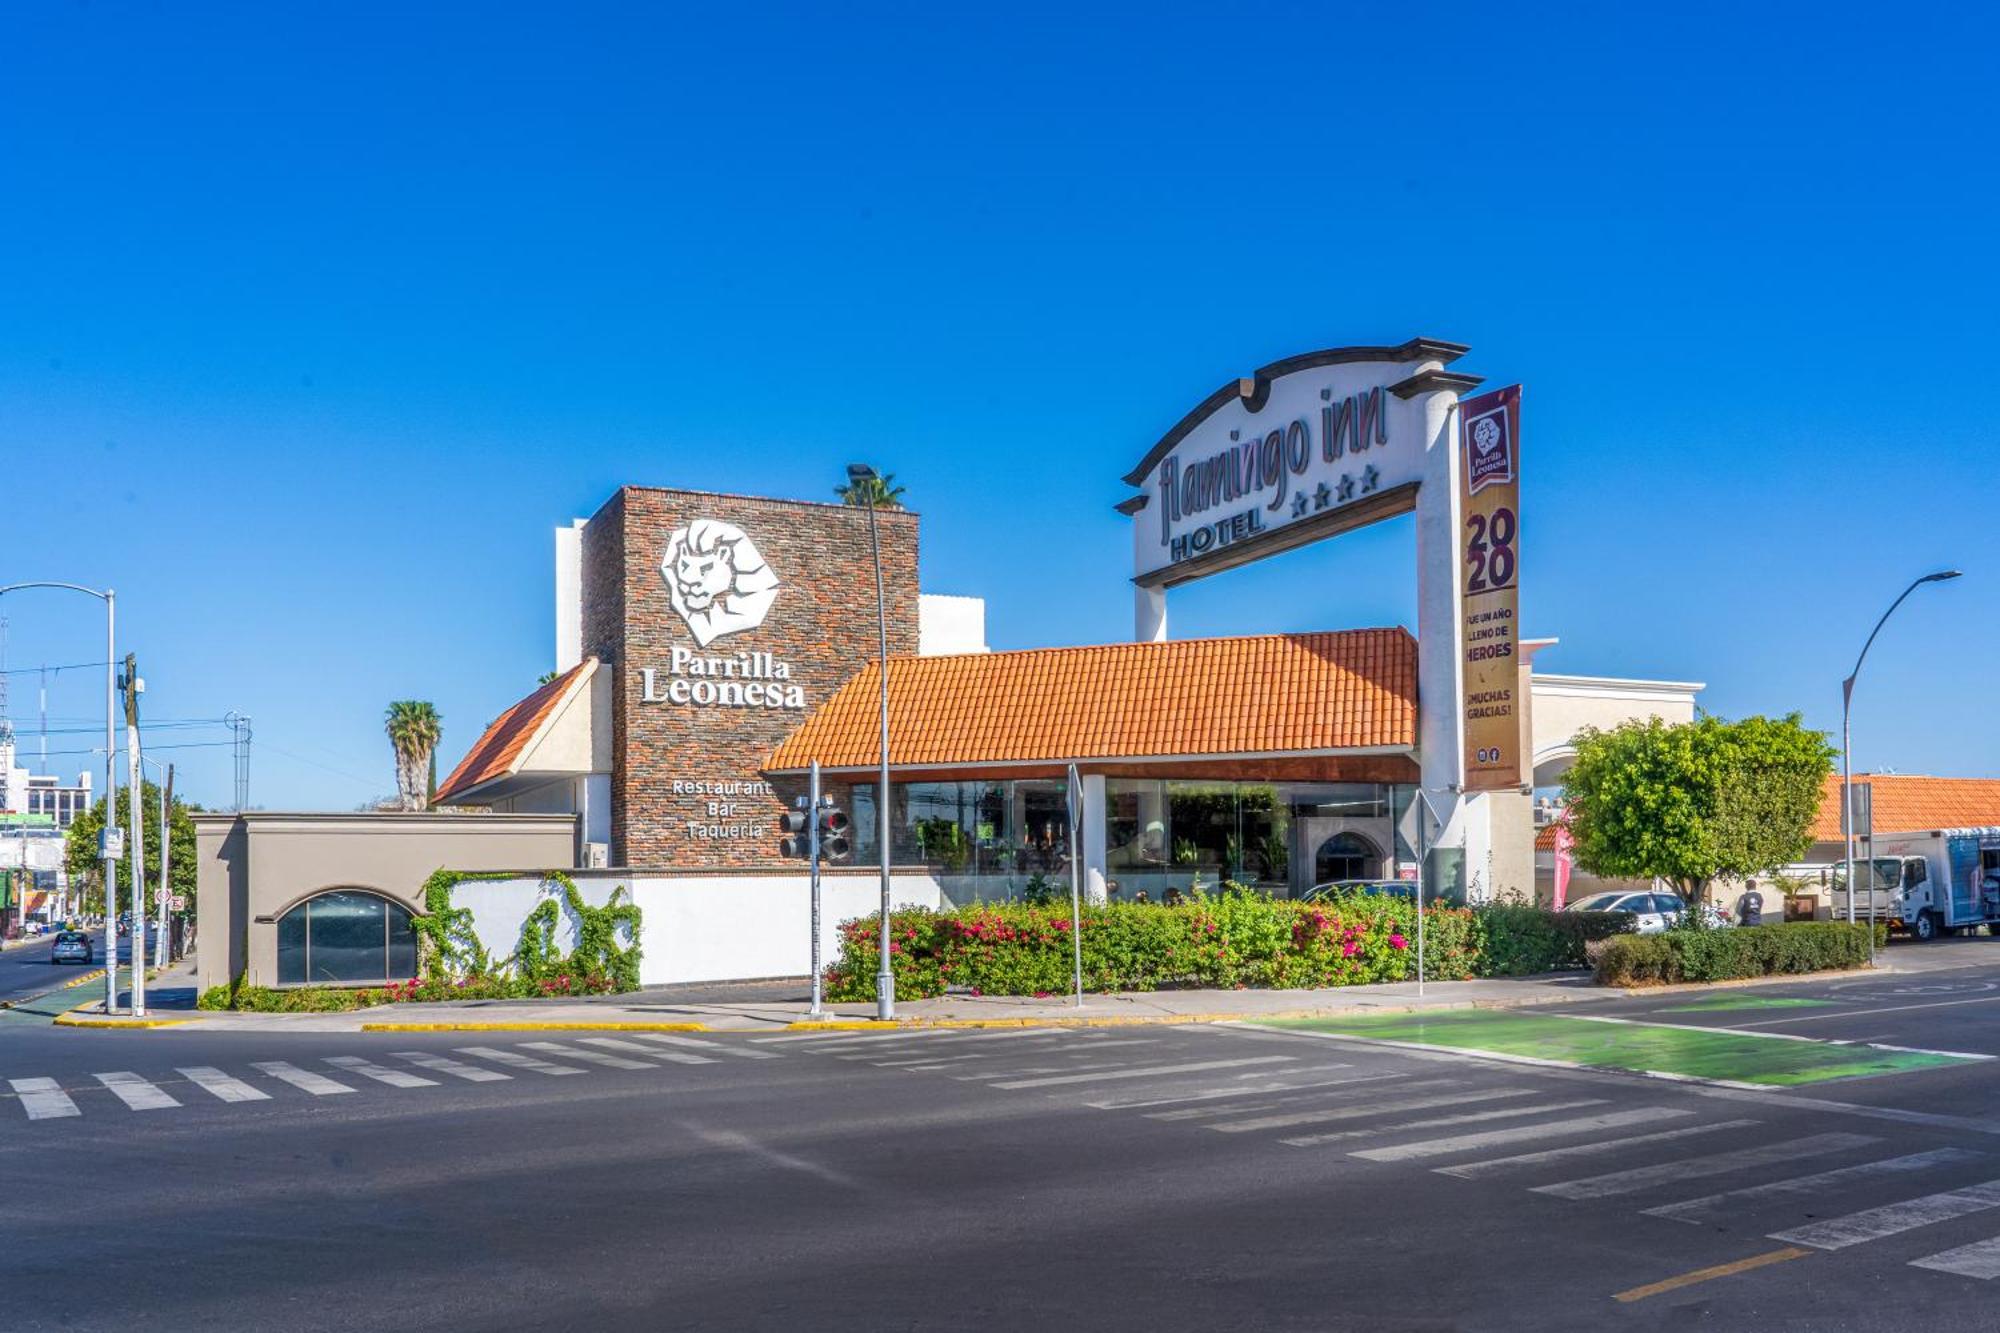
left=854, top=776, right=1444, bottom=903
left=275, top=890, right=418, bottom=986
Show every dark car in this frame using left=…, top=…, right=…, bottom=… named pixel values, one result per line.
left=1301, top=879, right=1418, bottom=903
left=50, top=931, right=94, bottom=965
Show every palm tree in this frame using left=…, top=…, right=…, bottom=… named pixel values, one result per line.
left=384, top=701, right=443, bottom=812
left=834, top=469, right=906, bottom=510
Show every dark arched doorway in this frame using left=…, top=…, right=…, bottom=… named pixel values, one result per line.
left=275, top=889, right=418, bottom=985
left=1314, top=832, right=1380, bottom=885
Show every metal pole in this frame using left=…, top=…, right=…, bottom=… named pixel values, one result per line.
left=807, top=759, right=824, bottom=1020
left=125, top=654, right=145, bottom=1017
left=1415, top=789, right=1426, bottom=999
left=104, top=591, right=117, bottom=1016
left=158, top=763, right=173, bottom=962
left=1842, top=686, right=1854, bottom=929
left=1068, top=762, right=1083, bottom=1009
left=866, top=494, right=895, bottom=1022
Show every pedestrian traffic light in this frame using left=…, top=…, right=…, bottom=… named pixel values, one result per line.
left=817, top=803, right=851, bottom=862
left=780, top=799, right=812, bottom=860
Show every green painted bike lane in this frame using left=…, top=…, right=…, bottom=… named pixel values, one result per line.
left=1252, top=1009, right=1984, bottom=1086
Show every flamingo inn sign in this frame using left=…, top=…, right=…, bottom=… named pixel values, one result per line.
left=1120, top=338, right=1525, bottom=864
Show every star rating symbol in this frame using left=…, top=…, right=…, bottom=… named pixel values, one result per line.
left=1291, top=492, right=1309, bottom=518
left=1313, top=481, right=1332, bottom=511
left=1335, top=472, right=1356, bottom=503
left=1361, top=464, right=1380, bottom=494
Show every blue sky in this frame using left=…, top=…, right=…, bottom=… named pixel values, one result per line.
left=3, top=3, right=1995, bottom=811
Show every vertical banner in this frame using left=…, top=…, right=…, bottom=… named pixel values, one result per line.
left=1552, top=818, right=1573, bottom=911
left=1458, top=384, right=1523, bottom=792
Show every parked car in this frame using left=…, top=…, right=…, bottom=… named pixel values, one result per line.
left=1302, top=879, right=1418, bottom=903
left=50, top=931, right=95, bottom=965
left=1563, top=890, right=1687, bottom=933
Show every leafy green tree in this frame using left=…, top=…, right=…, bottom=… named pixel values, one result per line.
left=384, top=700, right=443, bottom=811
left=1561, top=713, right=1834, bottom=905
left=63, top=780, right=201, bottom=919
left=834, top=470, right=907, bottom=509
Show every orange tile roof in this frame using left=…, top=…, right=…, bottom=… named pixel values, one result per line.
left=435, top=658, right=595, bottom=804
left=767, top=629, right=1416, bottom=772
left=1810, top=773, right=2000, bottom=841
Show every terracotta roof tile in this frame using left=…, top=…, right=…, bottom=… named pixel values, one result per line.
left=767, top=629, right=1416, bottom=771
left=1810, top=773, right=2000, bottom=841
left=435, top=658, right=595, bottom=803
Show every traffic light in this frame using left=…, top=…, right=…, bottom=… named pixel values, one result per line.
left=780, top=799, right=812, bottom=860
left=817, top=803, right=851, bottom=862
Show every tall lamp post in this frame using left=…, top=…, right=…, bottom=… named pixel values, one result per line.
left=847, top=464, right=897, bottom=1022
left=1842, top=570, right=1961, bottom=956
left=0, top=582, right=119, bottom=1017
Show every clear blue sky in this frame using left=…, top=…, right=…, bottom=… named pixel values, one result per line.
left=3, top=3, right=1995, bottom=811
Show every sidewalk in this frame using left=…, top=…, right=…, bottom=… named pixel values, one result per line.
left=53, top=937, right=1977, bottom=1033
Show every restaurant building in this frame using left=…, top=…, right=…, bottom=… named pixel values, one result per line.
left=438, top=338, right=1700, bottom=908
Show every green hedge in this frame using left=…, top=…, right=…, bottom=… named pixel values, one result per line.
left=1478, top=905, right=1634, bottom=976
left=1594, top=922, right=1874, bottom=986
left=194, top=970, right=623, bottom=1013
left=823, top=892, right=1642, bottom=1001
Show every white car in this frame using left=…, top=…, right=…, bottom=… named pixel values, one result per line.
left=1564, top=890, right=1688, bottom=934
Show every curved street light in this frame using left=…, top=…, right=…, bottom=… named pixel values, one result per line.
left=1842, top=570, right=1962, bottom=958
left=845, top=463, right=896, bottom=1022
left=0, top=582, right=120, bottom=1016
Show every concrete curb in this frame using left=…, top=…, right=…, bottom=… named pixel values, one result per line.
left=53, top=1014, right=191, bottom=1029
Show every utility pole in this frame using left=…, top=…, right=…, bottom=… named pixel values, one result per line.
left=122, top=653, right=147, bottom=1017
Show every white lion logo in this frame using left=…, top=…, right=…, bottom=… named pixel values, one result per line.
left=661, top=519, right=780, bottom=647
left=1473, top=416, right=1501, bottom=455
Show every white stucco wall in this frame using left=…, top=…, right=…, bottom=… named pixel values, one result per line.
left=918, top=593, right=988, bottom=655
left=445, top=870, right=946, bottom=986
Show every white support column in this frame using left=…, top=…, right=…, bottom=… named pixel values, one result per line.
left=1080, top=773, right=1108, bottom=904
left=1134, top=583, right=1167, bottom=643
left=555, top=518, right=586, bottom=672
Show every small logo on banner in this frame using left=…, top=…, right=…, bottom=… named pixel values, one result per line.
left=1464, top=407, right=1513, bottom=494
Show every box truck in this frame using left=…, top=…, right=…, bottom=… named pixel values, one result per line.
left=1830, top=827, right=2000, bottom=941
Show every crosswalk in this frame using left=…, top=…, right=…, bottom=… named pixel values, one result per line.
left=767, top=1023, right=2000, bottom=1289
left=2, top=1031, right=766, bottom=1122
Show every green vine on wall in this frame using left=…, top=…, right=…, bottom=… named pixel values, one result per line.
left=413, top=868, right=642, bottom=994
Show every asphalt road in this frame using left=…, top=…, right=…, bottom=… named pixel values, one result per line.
left=0, top=935, right=80, bottom=1003
left=12, top=961, right=2000, bottom=1332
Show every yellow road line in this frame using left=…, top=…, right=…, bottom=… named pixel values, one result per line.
left=1613, top=1247, right=1812, bottom=1303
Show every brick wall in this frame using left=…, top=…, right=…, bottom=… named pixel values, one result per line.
left=580, top=486, right=918, bottom=869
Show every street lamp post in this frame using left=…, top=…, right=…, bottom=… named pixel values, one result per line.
left=847, top=464, right=897, bottom=1022
left=1842, top=570, right=1961, bottom=961
left=0, top=582, right=119, bottom=1016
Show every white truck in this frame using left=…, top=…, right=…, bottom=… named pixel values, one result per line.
left=1830, top=827, right=2000, bottom=941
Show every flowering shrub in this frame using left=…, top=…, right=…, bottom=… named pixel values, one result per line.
left=824, top=888, right=1483, bottom=1001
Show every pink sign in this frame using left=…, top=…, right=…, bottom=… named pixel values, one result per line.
left=1552, top=820, right=1574, bottom=911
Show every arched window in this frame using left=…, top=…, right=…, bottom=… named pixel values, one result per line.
left=276, top=890, right=418, bottom=986
left=1314, top=832, right=1380, bottom=885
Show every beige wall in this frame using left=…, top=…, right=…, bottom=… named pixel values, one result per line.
left=1530, top=674, right=1702, bottom=772
left=194, top=812, right=579, bottom=991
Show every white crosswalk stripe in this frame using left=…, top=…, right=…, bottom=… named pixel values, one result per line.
left=1773, top=1179, right=2000, bottom=1250
left=325, top=1056, right=439, bottom=1088
left=458, top=1046, right=585, bottom=1076
left=1910, top=1234, right=2000, bottom=1280
left=179, top=1066, right=272, bottom=1103
left=1279, top=1099, right=1609, bottom=1147
left=1645, top=1148, right=1985, bottom=1225
left=1088, top=1067, right=1372, bottom=1111
left=12, top=1077, right=80, bottom=1120
left=1210, top=1086, right=1536, bottom=1135
left=1535, top=1132, right=1877, bottom=1200
left=628, top=1033, right=778, bottom=1059
left=395, top=1052, right=512, bottom=1083
left=1435, top=1119, right=1758, bottom=1180
left=992, top=1056, right=1295, bottom=1089
left=529, top=1040, right=655, bottom=1070
left=94, top=1071, right=180, bottom=1110
left=1346, top=1106, right=1692, bottom=1161
left=251, top=1061, right=356, bottom=1096
left=579, top=1036, right=714, bottom=1065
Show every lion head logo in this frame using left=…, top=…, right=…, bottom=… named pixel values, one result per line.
left=661, top=518, right=780, bottom=647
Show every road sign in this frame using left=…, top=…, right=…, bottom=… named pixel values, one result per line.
left=100, top=828, right=125, bottom=861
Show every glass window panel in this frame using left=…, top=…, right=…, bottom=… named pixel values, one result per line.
left=1166, top=782, right=1235, bottom=879
left=386, top=902, right=417, bottom=980
left=276, top=904, right=307, bottom=985
left=1235, top=784, right=1286, bottom=887
left=305, top=890, right=388, bottom=984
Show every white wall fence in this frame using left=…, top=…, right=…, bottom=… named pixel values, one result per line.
left=449, top=871, right=946, bottom=986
